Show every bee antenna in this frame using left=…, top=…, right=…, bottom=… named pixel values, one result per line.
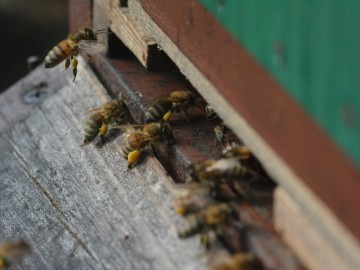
left=95, top=29, right=112, bottom=35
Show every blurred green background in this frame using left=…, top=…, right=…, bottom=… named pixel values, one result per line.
left=201, top=0, right=360, bottom=167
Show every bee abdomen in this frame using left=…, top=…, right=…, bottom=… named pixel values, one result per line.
left=45, top=40, right=70, bottom=68
left=121, top=141, right=134, bottom=157
left=83, top=119, right=101, bottom=143
left=226, top=164, right=247, bottom=179
left=178, top=214, right=204, bottom=238
left=144, top=99, right=172, bottom=123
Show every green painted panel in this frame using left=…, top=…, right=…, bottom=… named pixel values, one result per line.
left=200, top=0, right=360, bottom=167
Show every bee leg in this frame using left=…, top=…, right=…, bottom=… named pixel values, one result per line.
left=99, top=122, right=108, bottom=145
left=71, top=57, right=78, bottom=82
left=64, top=58, right=70, bottom=71
left=86, top=53, right=94, bottom=62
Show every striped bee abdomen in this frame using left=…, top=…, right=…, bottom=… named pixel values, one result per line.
left=83, top=114, right=104, bottom=144
left=144, top=99, right=173, bottom=123
left=225, top=163, right=247, bottom=179
left=121, top=132, right=148, bottom=157
left=44, top=40, right=71, bottom=68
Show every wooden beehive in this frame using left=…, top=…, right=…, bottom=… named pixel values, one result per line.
left=1, top=1, right=360, bottom=269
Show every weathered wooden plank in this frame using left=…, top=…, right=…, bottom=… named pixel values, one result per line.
left=0, top=137, right=97, bottom=270
left=121, top=1, right=360, bottom=268
left=274, top=187, right=358, bottom=270
left=0, top=64, right=67, bottom=133
left=0, top=58, right=214, bottom=270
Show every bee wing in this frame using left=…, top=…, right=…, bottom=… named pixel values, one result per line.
left=78, top=40, right=106, bottom=55
left=110, top=124, right=144, bottom=130
left=117, top=132, right=131, bottom=145
left=81, top=107, right=104, bottom=116
left=116, top=131, right=152, bottom=147
left=168, top=96, right=189, bottom=103
left=205, top=157, right=240, bottom=173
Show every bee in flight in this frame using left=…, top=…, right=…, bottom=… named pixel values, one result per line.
left=82, top=99, right=128, bottom=145
left=0, top=240, right=31, bottom=269
left=144, top=91, right=196, bottom=123
left=177, top=203, right=233, bottom=249
left=44, top=28, right=107, bottom=81
left=115, top=122, right=173, bottom=169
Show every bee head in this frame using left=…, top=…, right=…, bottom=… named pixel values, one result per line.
left=84, top=28, right=97, bottom=40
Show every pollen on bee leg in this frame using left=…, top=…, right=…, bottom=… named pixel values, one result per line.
left=163, top=111, right=172, bottom=122
left=99, top=122, right=108, bottom=144
left=128, top=150, right=141, bottom=163
left=71, top=58, right=78, bottom=82
left=174, top=207, right=186, bottom=216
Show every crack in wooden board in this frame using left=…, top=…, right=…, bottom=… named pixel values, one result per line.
left=0, top=58, right=215, bottom=270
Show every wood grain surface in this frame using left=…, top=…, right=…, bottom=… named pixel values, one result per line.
left=0, top=58, right=218, bottom=270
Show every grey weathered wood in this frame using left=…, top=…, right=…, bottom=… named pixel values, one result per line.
left=0, top=64, right=67, bottom=133
left=119, top=1, right=360, bottom=268
left=0, top=58, right=219, bottom=270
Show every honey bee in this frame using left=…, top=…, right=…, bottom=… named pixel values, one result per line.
left=173, top=183, right=215, bottom=216
left=222, top=144, right=251, bottom=159
left=177, top=203, right=233, bottom=249
left=82, top=99, right=128, bottom=145
left=0, top=240, right=31, bottom=269
left=205, top=104, right=218, bottom=120
left=144, top=91, right=195, bottom=123
left=214, top=124, right=241, bottom=147
left=189, top=157, right=255, bottom=182
left=117, top=122, right=173, bottom=169
left=214, top=253, right=258, bottom=270
left=44, top=28, right=107, bottom=81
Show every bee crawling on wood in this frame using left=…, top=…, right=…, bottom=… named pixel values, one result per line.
left=214, top=253, right=259, bottom=270
left=173, top=182, right=217, bottom=216
left=189, top=156, right=256, bottom=183
left=0, top=240, right=31, bottom=269
left=177, top=203, right=233, bottom=249
left=82, top=98, right=128, bottom=145
left=114, top=122, right=174, bottom=169
left=44, top=28, right=108, bottom=81
left=144, top=91, right=196, bottom=123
